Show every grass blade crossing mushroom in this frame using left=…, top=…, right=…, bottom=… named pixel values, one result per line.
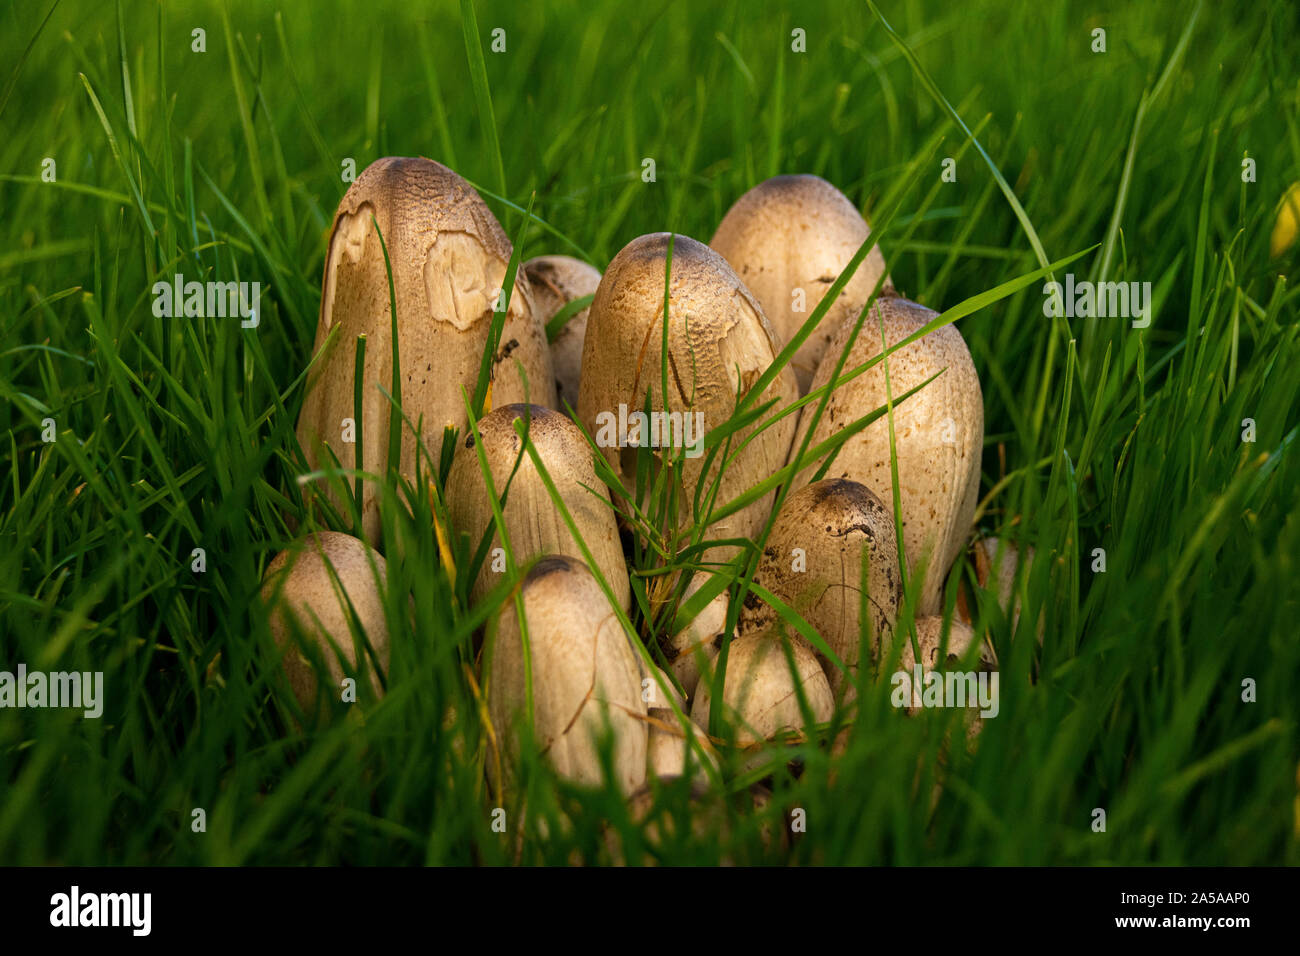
left=690, top=627, right=833, bottom=769
left=260, top=531, right=390, bottom=723
left=577, top=233, right=799, bottom=562
left=792, top=296, right=983, bottom=615
left=711, top=174, right=893, bottom=394
left=446, top=403, right=630, bottom=610
left=741, top=478, right=901, bottom=698
left=487, top=556, right=647, bottom=795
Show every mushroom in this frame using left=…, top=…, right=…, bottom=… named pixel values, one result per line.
left=260, top=531, right=390, bottom=721
left=740, top=478, right=900, bottom=698
left=296, top=157, right=557, bottom=546
left=710, top=174, right=892, bottom=393
left=487, top=555, right=647, bottom=795
left=645, top=708, right=718, bottom=784
left=791, top=295, right=983, bottom=615
left=522, top=255, right=602, bottom=409
left=445, top=403, right=629, bottom=610
left=638, top=662, right=686, bottom=713
left=690, top=628, right=833, bottom=762
left=958, top=536, right=1043, bottom=643
left=662, top=572, right=730, bottom=701
left=577, top=233, right=799, bottom=561
left=894, top=616, right=996, bottom=743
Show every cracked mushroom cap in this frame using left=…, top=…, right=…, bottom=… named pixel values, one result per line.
left=741, top=478, right=900, bottom=698
left=446, top=403, right=629, bottom=610
left=690, top=628, right=833, bottom=750
left=711, top=174, right=893, bottom=394
left=791, top=295, right=983, bottom=615
left=296, top=157, right=556, bottom=546
left=260, top=531, right=390, bottom=721
left=576, top=233, right=798, bottom=562
left=523, top=255, right=602, bottom=410
left=487, top=555, right=647, bottom=795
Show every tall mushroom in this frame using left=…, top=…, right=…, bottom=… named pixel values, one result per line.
left=445, top=403, right=629, bottom=610
left=792, top=295, right=982, bottom=615
left=711, top=174, right=892, bottom=393
left=577, top=233, right=798, bottom=562
left=296, top=157, right=556, bottom=546
left=487, top=555, right=647, bottom=794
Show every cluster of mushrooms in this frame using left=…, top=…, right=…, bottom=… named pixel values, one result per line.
left=260, top=157, right=1035, bottom=821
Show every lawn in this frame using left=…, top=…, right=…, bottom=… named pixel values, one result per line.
left=0, top=0, right=1297, bottom=865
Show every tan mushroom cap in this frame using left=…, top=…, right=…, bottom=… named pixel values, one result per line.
left=296, top=157, right=557, bottom=546
left=260, top=531, right=390, bottom=720
left=690, top=629, right=833, bottom=749
left=741, top=478, right=901, bottom=698
left=710, top=174, right=893, bottom=394
left=488, top=555, right=647, bottom=795
left=446, top=403, right=629, bottom=610
left=577, top=233, right=799, bottom=561
left=523, top=255, right=602, bottom=410
left=792, top=295, right=983, bottom=615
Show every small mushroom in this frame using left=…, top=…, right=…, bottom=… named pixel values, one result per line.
left=690, top=629, right=833, bottom=757
left=663, top=572, right=730, bottom=701
left=895, top=616, right=996, bottom=744
left=791, top=295, right=983, bottom=615
left=710, top=174, right=892, bottom=393
left=645, top=707, right=718, bottom=784
left=296, top=157, right=556, bottom=545
left=959, top=536, right=1043, bottom=643
left=260, top=531, right=390, bottom=721
left=577, top=233, right=799, bottom=562
left=487, top=555, right=647, bottom=795
left=523, top=255, right=602, bottom=409
left=446, top=403, right=629, bottom=609
left=741, top=478, right=900, bottom=698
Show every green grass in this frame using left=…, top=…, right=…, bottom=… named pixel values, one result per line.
left=1, top=0, right=1298, bottom=865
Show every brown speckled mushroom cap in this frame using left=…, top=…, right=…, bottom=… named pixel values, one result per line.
left=446, top=403, right=629, bottom=610
left=576, top=233, right=798, bottom=561
left=792, top=295, right=982, bottom=616
left=741, top=478, right=901, bottom=698
left=711, top=174, right=893, bottom=394
left=260, top=530, right=390, bottom=721
left=523, top=255, right=602, bottom=410
left=296, top=157, right=556, bottom=546
left=488, top=555, right=647, bottom=795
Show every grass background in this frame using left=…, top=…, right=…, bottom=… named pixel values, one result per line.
left=1, top=0, right=1297, bottom=864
